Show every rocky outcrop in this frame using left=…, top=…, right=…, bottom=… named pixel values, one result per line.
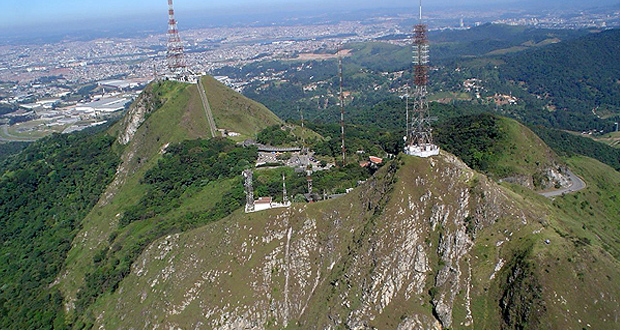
left=90, top=152, right=539, bottom=329
left=117, top=86, right=160, bottom=145
left=500, top=164, right=571, bottom=191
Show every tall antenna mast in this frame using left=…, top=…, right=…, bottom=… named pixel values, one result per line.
left=338, top=47, right=346, bottom=164
left=405, top=94, right=409, bottom=138
left=282, top=172, right=288, bottom=204
left=404, top=0, right=439, bottom=158
left=419, top=0, right=423, bottom=21
left=167, top=0, right=186, bottom=72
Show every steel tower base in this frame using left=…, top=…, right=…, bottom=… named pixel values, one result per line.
left=404, top=143, right=440, bottom=158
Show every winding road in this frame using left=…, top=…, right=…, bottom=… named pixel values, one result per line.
left=1, top=125, right=39, bottom=142
left=540, top=169, right=586, bottom=198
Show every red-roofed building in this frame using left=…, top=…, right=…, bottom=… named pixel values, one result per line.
left=369, top=156, right=383, bottom=164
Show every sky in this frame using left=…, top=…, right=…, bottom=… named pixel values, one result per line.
left=3, top=0, right=520, bottom=28
left=3, top=0, right=618, bottom=30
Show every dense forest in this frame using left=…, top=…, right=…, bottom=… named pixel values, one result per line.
left=256, top=125, right=297, bottom=146
left=500, top=29, right=620, bottom=130
left=0, top=132, right=120, bottom=329
left=531, top=127, right=620, bottom=171
left=0, top=141, right=31, bottom=163
left=434, top=113, right=505, bottom=173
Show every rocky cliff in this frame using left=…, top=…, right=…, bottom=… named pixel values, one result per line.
left=88, top=151, right=620, bottom=329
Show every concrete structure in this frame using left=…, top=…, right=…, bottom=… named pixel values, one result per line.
left=404, top=144, right=440, bottom=158
left=250, top=197, right=291, bottom=212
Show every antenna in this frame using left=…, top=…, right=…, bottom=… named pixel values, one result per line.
left=282, top=172, right=288, bottom=204
left=338, top=46, right=346, bottom=164
left=405, top=94, right=409, bottom=138
left=404, top=0, right=439, bottom=158
left=166, top=0, right=186, bottom=72
left=419, top=0, right=423, bottom=21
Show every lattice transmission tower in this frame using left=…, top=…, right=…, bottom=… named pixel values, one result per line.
left=404, top=0, right=439, bottom=158
left=166, top=0, right=186, bottom=72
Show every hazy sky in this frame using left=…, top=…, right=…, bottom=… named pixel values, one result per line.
left=3, top=0, right=616, bottom=29
left=4, top=0, right=519, bottom=28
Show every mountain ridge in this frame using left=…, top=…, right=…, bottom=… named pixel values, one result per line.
left=1, top=73, right=619, bottom=329
left=85, top=150, right=620, bottom=329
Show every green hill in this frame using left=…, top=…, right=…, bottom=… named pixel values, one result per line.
left=85, top=151, right=620, bottom=330
left=200, top=75, right=282, bottom=138
left=1, top=75, right=619, bottom=329
left=55, top=77, right=282, bottom=327
left=435, top=113, right=568, bottom=190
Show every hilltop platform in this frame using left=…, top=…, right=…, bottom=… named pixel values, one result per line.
left=404, top=143, right=440, bottom=158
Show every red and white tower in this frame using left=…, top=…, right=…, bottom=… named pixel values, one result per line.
left=167, top=0, right=186, bottom=72
left=404, top=0, right=439, bottom=158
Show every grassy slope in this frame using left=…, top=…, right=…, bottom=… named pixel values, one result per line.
left=493, top=116, right=561, bottom=177
left=201, top=75, right=282, bottom=139
left=85, top=150, right=620, bottom=329
left=490, top=156, right=620, bottom=330
left=59, top=81, right=212, bottom=312
left=437, top=114, right=563, bottom=185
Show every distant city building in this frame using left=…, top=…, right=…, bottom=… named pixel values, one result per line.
left=75, top=97, right=130, bottom=114
left=98, top=80, right=145, bottom=91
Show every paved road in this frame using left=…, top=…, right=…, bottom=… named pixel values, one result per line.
left=0, top=125, right=39, bottom=142
left=540, top=169, right=586, bottom=198
left=196, top=81, right=218, bottom=138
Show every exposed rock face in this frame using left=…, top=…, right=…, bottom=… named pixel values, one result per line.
left=117, top=87, right=160, bottom=145
left=499, top=164, right=571, bottom=191
left=91, top=153, right=540, bottom=329
left=544, top=166, right=571, bottom=188
left=397, top=315, right=442, bottom=330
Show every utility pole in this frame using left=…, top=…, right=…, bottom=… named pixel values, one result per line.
left=339, top=48, right=346, bottom=165
left=243, top=169, right=254, bottom=212
left=405, top=94, right=409, bottom=139
left=282, top=172, right=288, bottom=204
left=299, top=106, right=305, bottom=150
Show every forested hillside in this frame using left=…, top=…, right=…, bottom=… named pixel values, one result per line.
left=500, top=29, right=620, bottom=129
left=0, top=132, right=119, bottom=329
